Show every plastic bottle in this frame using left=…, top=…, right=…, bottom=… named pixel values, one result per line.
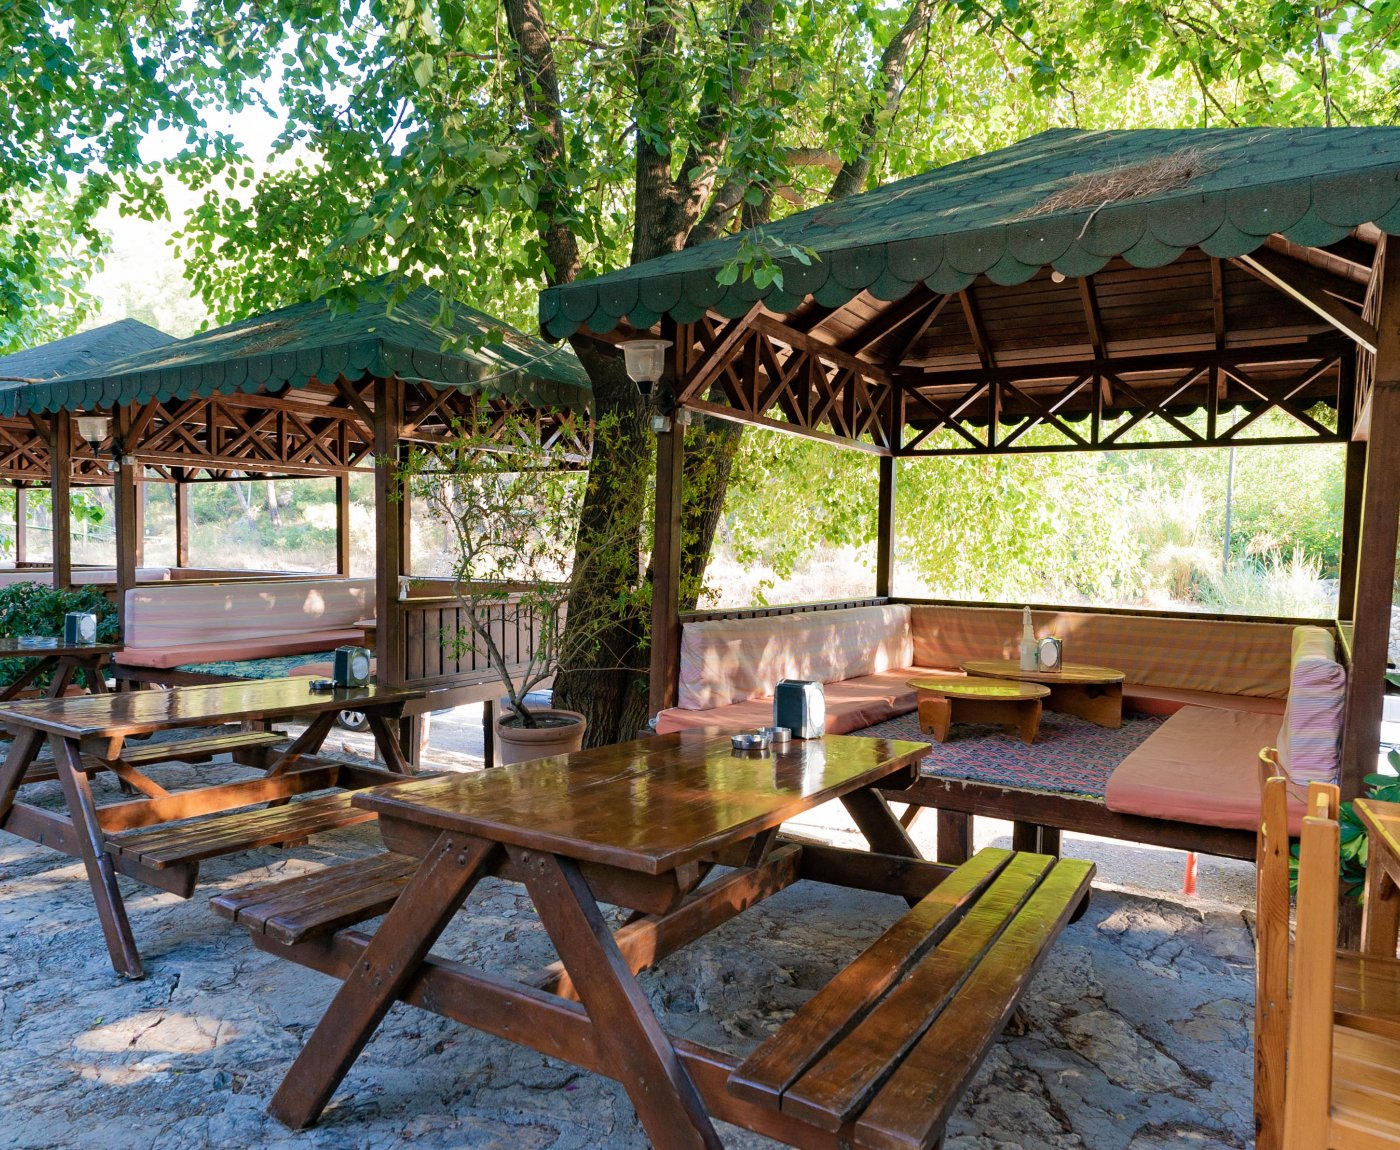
left=1019, top=606, right=1039, bottom=671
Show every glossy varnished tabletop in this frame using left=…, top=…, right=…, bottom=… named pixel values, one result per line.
left=960, top=659, right=1125, bottom=684
left=0, top=675, right=424, bottom=739
left=356, top=732, right=929, bottom=875
left=0, top=639, right=119, bottom=660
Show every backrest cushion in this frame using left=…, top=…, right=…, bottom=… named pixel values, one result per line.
left=910, top=604, right=1295, bottom=698
left=677, top=604, right=913, bottom=710
left=1275, top=625, right=1347, bottom=786
left=124, top=578, right=373, bottom=649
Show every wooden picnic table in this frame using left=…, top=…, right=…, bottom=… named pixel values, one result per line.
left=223, top=731, right=1094, bottom=1149
left=0, top=637, right=118, bottom=703
left=0, top=675, right=425, bottom=979
left=1356, top=797, right=1400, bottom=957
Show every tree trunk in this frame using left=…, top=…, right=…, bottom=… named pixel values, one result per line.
left=550, top=341, right=654, bottom=744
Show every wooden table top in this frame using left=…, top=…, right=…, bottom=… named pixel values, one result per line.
left=961, top=659, right=1125, bottom=685
left=355, top=732, right=930, bottom=875
left=0, top=638, right=120, bottom=659
left=0, top=676, right=425, bottom=739
left=1356, top=798, right=1400, bottom=858
left=908, top=675, right=1050, bottom=701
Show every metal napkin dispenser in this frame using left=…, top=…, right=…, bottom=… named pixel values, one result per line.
left=774, top=679, right=825, bottom=739
left=63, top=612, right=97, bottom=645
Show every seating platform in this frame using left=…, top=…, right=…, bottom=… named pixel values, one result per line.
left=107, top=792, right=375, bottom=869
left=730, top=848, right=1094, bottom=1149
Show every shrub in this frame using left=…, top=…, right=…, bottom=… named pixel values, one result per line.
left=0, top=582, right=118, bottom=689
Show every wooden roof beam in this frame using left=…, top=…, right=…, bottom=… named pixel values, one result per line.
left=1078, top=275, right=1112, bottom=407
left=837, top=286, right=943, bottom=357
left=1233, top=248, right=1378, bottom=353
left=958, top=290, right=995, bottom=369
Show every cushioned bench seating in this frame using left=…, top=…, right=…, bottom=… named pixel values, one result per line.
left=658, top=602, right=1340, bottom=857
left=116, top=578, right=372, bottom=670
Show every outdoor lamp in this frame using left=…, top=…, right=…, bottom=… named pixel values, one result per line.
left=74, top=413, right=110, bottom=452
left=620, top=339, right=671, bottom=398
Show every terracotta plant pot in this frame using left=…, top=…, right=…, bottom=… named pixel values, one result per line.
left=494, top=707, right=587, bottom=766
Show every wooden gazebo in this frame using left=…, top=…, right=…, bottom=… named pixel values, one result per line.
left=542, top=126, right=1400, bottom=819
left=0, top=284, right=591, bottom=755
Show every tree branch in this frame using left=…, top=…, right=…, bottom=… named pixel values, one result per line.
left=828, top=0, right=936, bottom=201
left=502, top=0, right=580, bottom=285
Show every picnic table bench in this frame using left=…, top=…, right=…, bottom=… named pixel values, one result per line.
left=0, top=675, right=425, bottom=979
left=214, top=732, right=1093, bottom=1148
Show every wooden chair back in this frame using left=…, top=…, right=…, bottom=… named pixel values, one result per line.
left=1255, top=750, right=1346, bottom=1150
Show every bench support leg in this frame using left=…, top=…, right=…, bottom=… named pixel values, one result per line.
left=1012, top=822, right=1061, bottom=858
left=936, top=809, right=972, bottom=865
left=268, top=831, right=498, bottom=1130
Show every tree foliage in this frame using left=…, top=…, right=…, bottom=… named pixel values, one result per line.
left=7, top=0, right=1399, bottom=738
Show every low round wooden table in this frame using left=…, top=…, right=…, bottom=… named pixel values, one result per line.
left=908, top=675, right=1050, bottom=745
left=960, top=659, right=1125, bottom=729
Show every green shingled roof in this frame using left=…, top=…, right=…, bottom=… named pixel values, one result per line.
left=0, top=320, right=175, bottom=382
left=0, top=283, right=590, bottom=417
left=541, top=126, right=1400, bottom=338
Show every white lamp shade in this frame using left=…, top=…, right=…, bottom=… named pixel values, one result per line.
left=620, top=339, right=671, bottom=384
left=75, top=414, right=110, bottom=444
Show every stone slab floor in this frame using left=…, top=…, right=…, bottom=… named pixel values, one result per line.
left=0, top=760, right=1257, bottom=1150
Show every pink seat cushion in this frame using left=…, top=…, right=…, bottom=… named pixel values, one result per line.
left=1123, top=684, right=1287, bottom=717
left=655, top=666, right=956, bottom=735
left=115, top=628, right=364, bottom=669
left=1105, top=705, right=1302, bottom=833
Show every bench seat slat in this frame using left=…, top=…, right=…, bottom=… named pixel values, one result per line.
left=780, top=851, right=1056, bottom=1131
left=109, top=792, right=373, bottom=868
left=113, top=730, right=285, bottom=765
left=853, top=857, right=1096, bottom=1150
left=729, top=847, right=1015, bottom=1111
left=212, top=851, right=420, bottom=945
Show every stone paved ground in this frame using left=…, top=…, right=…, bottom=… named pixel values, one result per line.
left=0, top=761, right=1257, bottom=1150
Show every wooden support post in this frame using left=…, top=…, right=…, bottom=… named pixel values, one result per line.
left=876, top=454, right=896, bottom=598
left=374, top=377, right=406, bottom=691
left=335, top=473, right=352, bottom=576
left=50, top=414, right=72, bottom=589
left=1337, top=439, right=1367, bottom=620
left=174, top=479, right=190, bottom=568
left=649, top=365, right=684, bottom=718
left=12, top=485, right=26, bottom=565
left=113, top=412, right=139, bottom=640
left=1340, top=384, right=1400, bottom=801
left=133, top=475, right=146, bottom=567
left=1339, top=239, right=1400, bottom=810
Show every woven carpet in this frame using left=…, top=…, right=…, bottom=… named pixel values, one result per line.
left=174, top=650, right=338, bottom=680
left=851, top=709, right=1167, bottom=799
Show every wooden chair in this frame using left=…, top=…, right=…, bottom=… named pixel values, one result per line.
left=1255, top=757, right=1400, bottom=1150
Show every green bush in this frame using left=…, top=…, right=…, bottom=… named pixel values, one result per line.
left=0, top=582, right=118, bottom=689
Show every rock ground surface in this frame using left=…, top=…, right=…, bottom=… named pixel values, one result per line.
left=0, top=759, right=1258, bottom=1150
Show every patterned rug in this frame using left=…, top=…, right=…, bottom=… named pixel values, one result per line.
left=851, top=709, right=1167, bottom=799
left=173, top=650, right=338, bottom=680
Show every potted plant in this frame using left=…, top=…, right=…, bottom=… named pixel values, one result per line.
left=399, top=409, right=642, bottom=765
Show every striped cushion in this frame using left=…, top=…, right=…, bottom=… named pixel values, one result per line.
left=1275, top=625, right=1346, bottom=786
left=676, top=605, right=913, bottom=711
left=123, top=578, right=373, bottom=652
left=910, top=605, right=1294, bottom=698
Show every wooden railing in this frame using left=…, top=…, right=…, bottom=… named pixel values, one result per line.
left=400, top=591, right=547, bottom=689
left=681, top=596, right=889, bottom=624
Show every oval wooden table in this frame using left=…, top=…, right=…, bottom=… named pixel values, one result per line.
left=908, top=675, right=1050, bottom=745
left=960, top=658, right=1126, bottom=729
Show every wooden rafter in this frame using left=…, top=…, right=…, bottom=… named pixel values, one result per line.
left=1233, top=247, right=1379, bottom=353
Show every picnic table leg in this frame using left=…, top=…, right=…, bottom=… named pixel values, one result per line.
left=0, top=727, right=44, bottom=823
left=267, top=832, right=498, bottom=1130
left=265, top=710, right=339, bottom=777
left=366, top=712, right=414, bottom=775
left=842, top=787, right=924, bottom=860
left=0, top=655, right=52, bottom=702
left=519, top=848, right=724, bottom=1150
left=49, top=733, right=143, bottom=979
